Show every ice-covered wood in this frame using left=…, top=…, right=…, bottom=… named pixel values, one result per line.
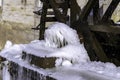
left=22, top=51, right=56, bottom=69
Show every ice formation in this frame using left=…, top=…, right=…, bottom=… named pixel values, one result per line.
left=44, top=22, right=90, bottom=66
left=49, top=44, right=90, bottom=66
left=45, top=22, right=89, bottom=66
left=44, top=22, right=80, bottom=48
left=0, top=41, right=25, bottom=60
left=1, top=22, right=90, bottom=66
left=2, top=61, right=11, bottom=80
left=1, top=22, right=120, bottom=80
left=4, top=40, right=13, bottom=50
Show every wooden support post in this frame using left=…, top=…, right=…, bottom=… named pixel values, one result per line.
left=80, top=0, right=98, bottom=22
left=93, top=0, right=100, bottom=24
left=49, top=0, right=66, bottom=23
left=61, top=0, right=69, bottom=20
left=39, top=1, right=47, bottom=40
left=71, top=0, right=98, bottom=60
left=101, top=0, right=120, bottom=23
left=72, top=21, right=97, bottom=61
left=72, top=0, right=110, bottom=61
left=70, top=0, right=81, bottom=27
left=92, top=33, right=110, bottom=62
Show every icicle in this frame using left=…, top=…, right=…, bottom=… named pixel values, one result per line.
left=2, top=61, right=11, bottom=80
left=17, top=66, right=23, bottom=80
left=44, top=22, right=80, bottom=48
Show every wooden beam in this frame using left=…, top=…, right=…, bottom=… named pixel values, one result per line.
left=92, top=33, right=110, bottom=62
left=93, top=0, right=100, bottom=24
left=80, top=0, right=98, bottom=22
left=90, top=25, right=120, bottom=34
left=48, top=0, right=67, bottom=23
left=71, top=0, right=99, bottom=60
left=39, top=1, right=47, bottom=40
left=72, top=21, right=98, bottom=61
left=70, top=0, right=81, bottom=27
left=46, top=16, right=69, bottom=22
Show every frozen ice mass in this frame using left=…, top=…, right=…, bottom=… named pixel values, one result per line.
left=0, top=22, right=120, bottom=80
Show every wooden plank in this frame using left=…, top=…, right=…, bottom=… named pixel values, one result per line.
left=46, top=3, right=70, bottom=9
left=46, top=16, right=69, bottom=22
left=92, top=33, right=110, bottom=62
left=22, top=52, right=56, bottom=69
left=90, top=25, right=120, bottom=34
left=80, top=0, right=98, bottom=21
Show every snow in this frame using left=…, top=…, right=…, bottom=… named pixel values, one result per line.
left=1, top=43, right=25, bottom=58
left=61, top=60, right=72, bottom=67
left=23, top=40, right=58, bottom=57
left=46, top=61, right=120, bottom=80
left=3, top=40, right=13, bottom=50
left=0, top=22, right=120, bottom=80
left=49, top=44, right=90, bottom=65
left=73, top=61, right=120, bottom=79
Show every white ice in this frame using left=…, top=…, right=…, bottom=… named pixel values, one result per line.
left=44, top=22, right=80, bottom=48
left=2, top=61, right=11, bottom=80
left=44, top=22, right=89, bottom=65
left=3, top=40, right=12, bottom=50
left=0, top=41, right=25, bottom=59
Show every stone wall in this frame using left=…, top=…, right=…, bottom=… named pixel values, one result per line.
left=0, top=0, right=38, bottom=50
left=2, top=0, right=35, bottom=25
left=0, top=21, right=39, bottom=50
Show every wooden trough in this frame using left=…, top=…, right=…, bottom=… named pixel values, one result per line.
left=0, top=54, right=56, bottom=80
left=22, top=51, right=56, bottom=69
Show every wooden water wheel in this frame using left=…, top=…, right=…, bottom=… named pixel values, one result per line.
left=32, top=0, right=120, bottom=66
